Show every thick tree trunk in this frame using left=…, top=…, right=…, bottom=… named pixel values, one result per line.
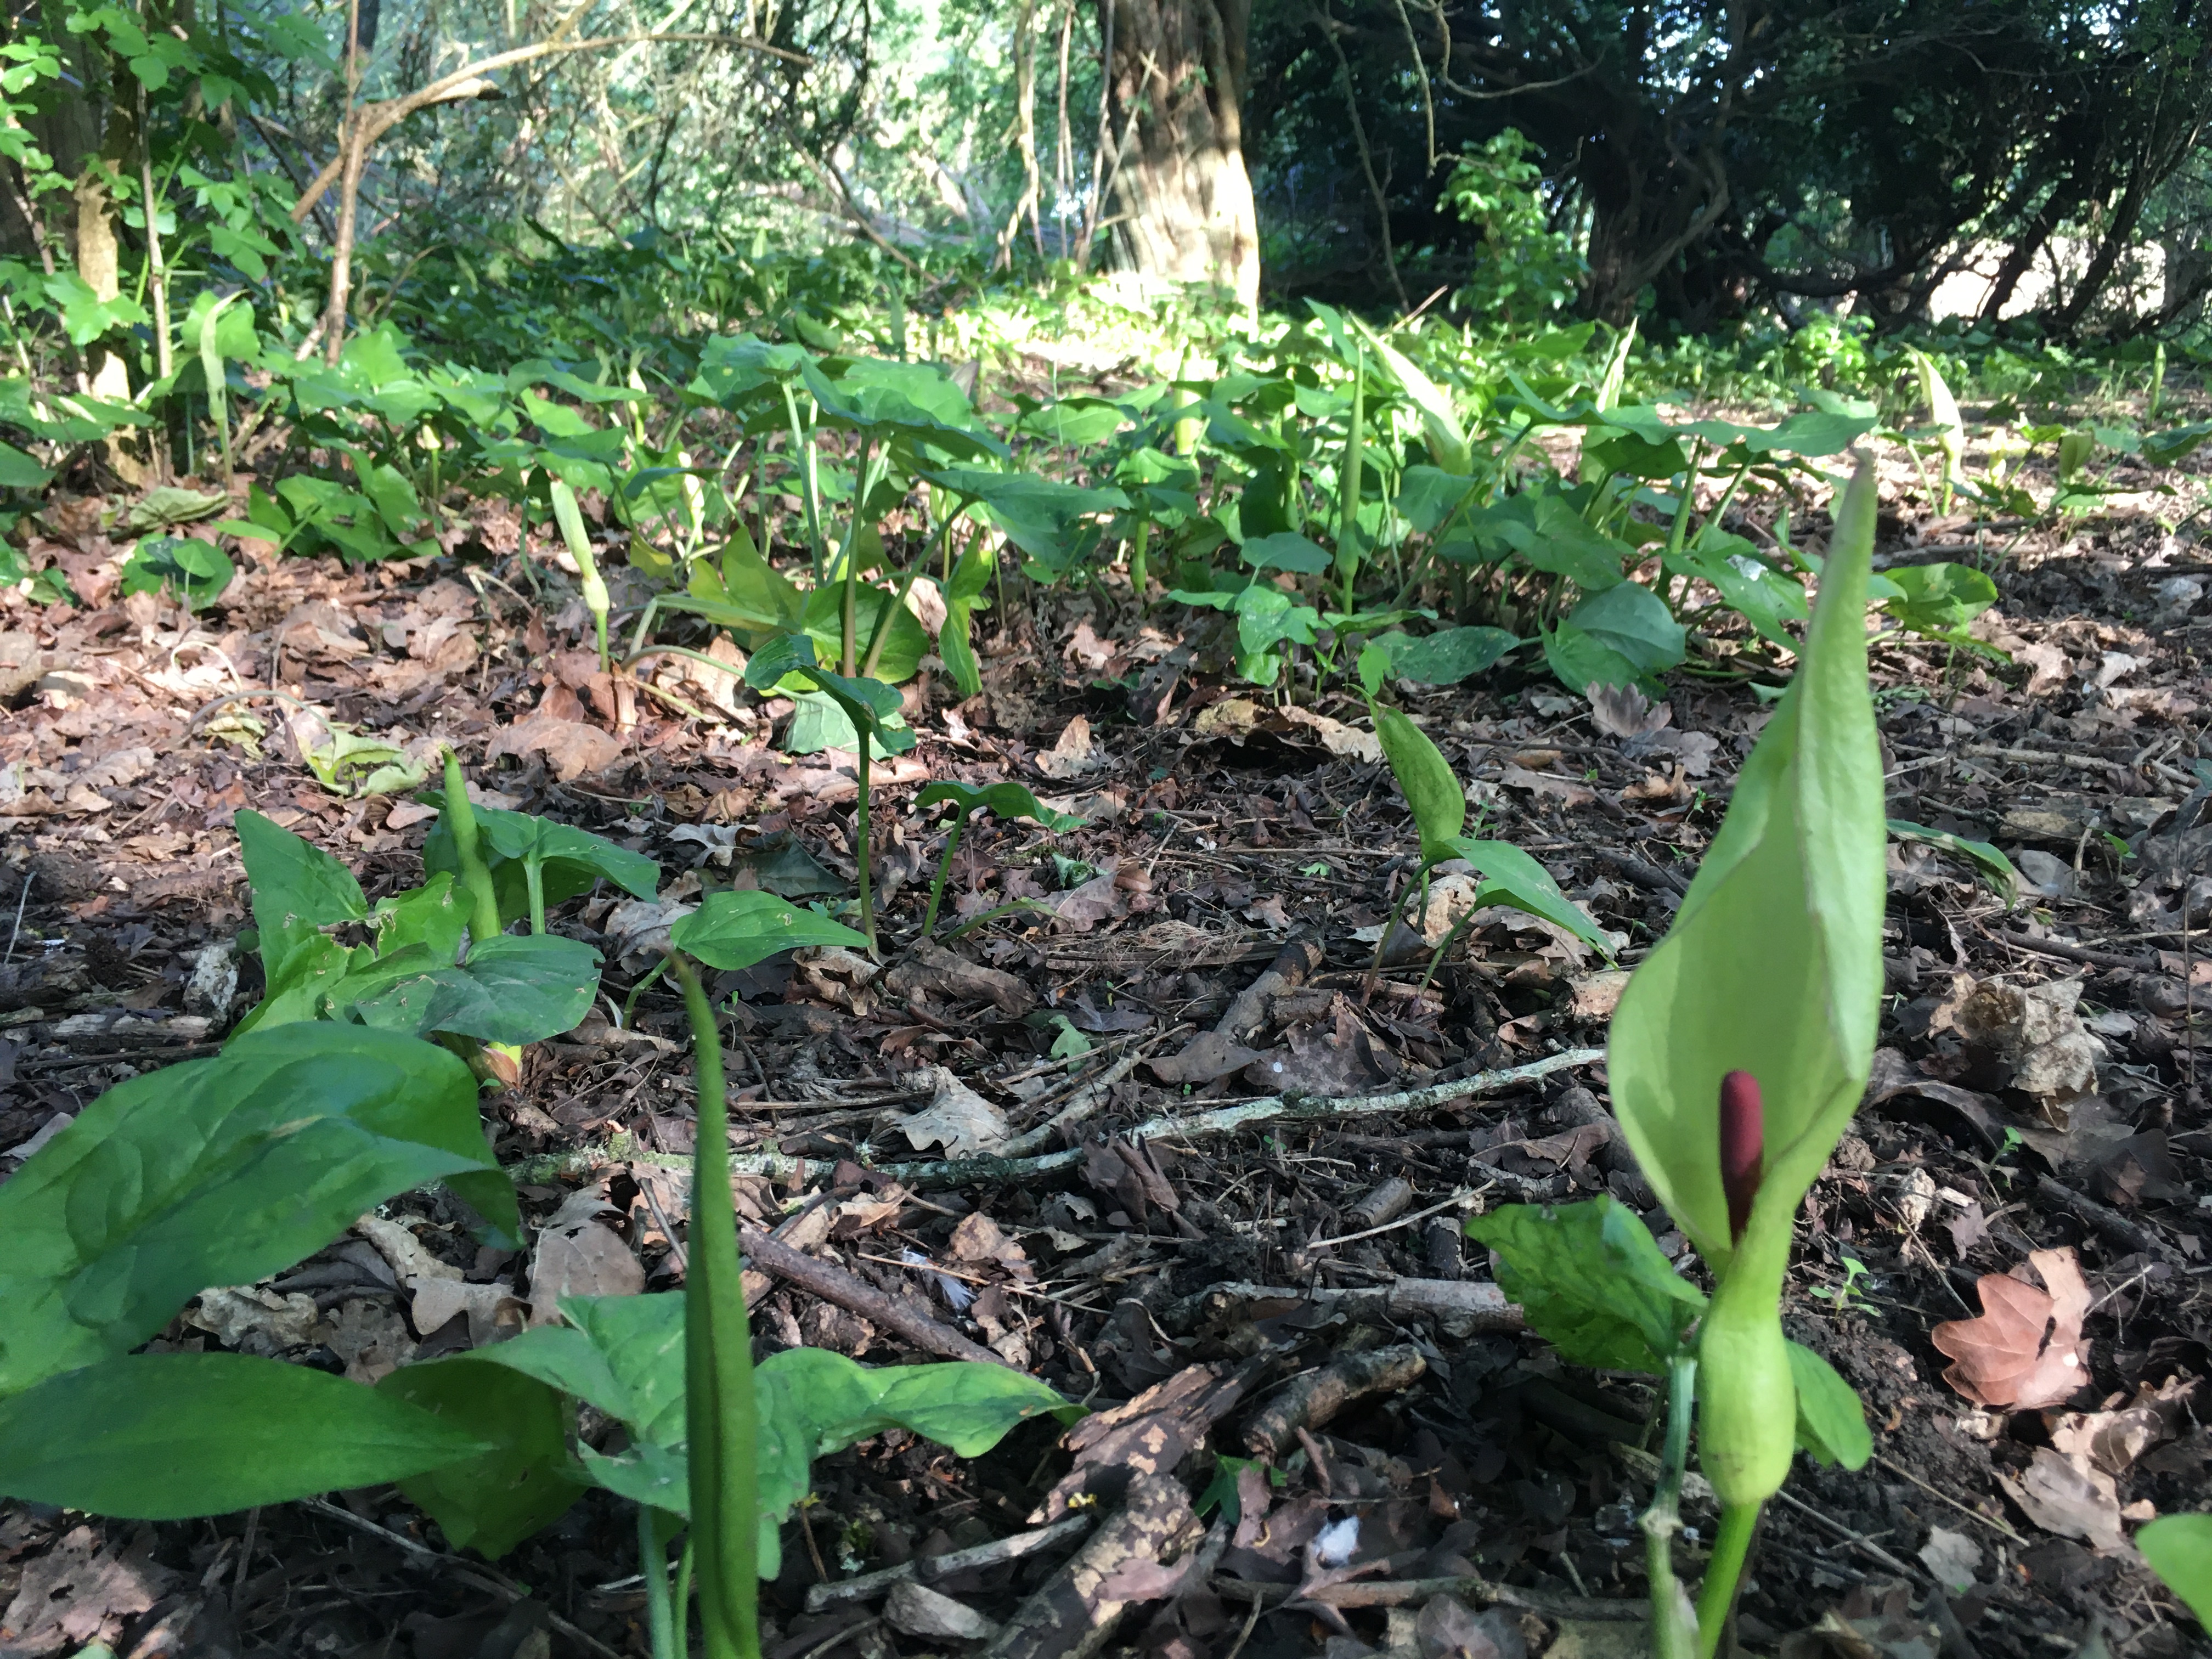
left=1096, top=0, right=1259, bottom=312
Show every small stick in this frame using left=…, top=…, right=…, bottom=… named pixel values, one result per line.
left=1770, top=1487, right=1923, bottom=1581
left=805, top=1515, right=1094, bottom=1611
left=1871, top=1454, right=2026, bottom=1547
left=739, top=1226, right=1010, bottom=1367
left=505, top=1048, right=1605, bottom=1189
left=4, top=869, right=30, bottom=964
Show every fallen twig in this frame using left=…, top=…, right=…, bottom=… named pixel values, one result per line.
left=506, top=1047, right=1604, bottom=1189
left=805, top=1515, right=1095, bottom=1611
left=1212, top=1572, right=1641, bottom=1621
left=1163, top=1276, right=1519, bottom=1332
left=738, top=1225, right=1011, bottom=1367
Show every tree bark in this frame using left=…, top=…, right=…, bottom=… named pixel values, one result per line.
left=1096, top=0, right=1259, bottom=312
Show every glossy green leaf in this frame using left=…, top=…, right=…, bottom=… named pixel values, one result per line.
left=345, top=933, right=602, bottom=1045
left=483, top=1292, right=1072, bottom=1579
left=1441, top=836, right=1611, bottom=955
left=799, top=584, right=928, bottom=685
left=424, top=800, right=660, bottom=929
left=1787, top=1342, right=1871, bottom=1470
left=1346, top=315, right=1471, bottom=474
left=1880, top=562, right=1997, bottom=637
left=1887, top=820, right=2019, bottom=896
left=915, top=781, right=1084, bottom=832
left=1464, top=1197, right=1705, bottom=1374
left=0, top=1023, right=517, bottom=1395
left=380, top=1357, right=588, bottom=1558
left=1372, top=704, right=1465, bottom=862
left=940, top=540, right=996, bottom=699
left=1542, top=619, right=1647, bottom=693
left=1565, top=582, right=1686, bottom=675
left=1376, top=627, right=1520, bottom=686
left=0, top=1354, right=488, bottom=1515
left=2136, top=1514, right=2212, bottom=1626
left=1240, top=532, right=1331, bottom=575
left=671, top=890, right=870, bottom=972
left=1607, top=461, right=1886, bottom=1269
left=119, top=535, right=233, bottom=611
left=235, top=809, right=367, bottom=985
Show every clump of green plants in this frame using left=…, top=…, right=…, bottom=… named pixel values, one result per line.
left=1466, top=461, right=1886, bottom=1658
left=0, top=786, right=1073, bottom=1659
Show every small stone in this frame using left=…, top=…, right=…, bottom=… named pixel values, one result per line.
left=183, top=941, right=239, bottom=1019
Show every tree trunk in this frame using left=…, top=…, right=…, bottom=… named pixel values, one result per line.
left=1096, top=0, right=1259, bottom=312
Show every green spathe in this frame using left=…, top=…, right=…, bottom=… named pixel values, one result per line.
left=1606, top=460, right=1884, bottom=1508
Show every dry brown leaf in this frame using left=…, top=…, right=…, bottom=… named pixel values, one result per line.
left=894, top=1069, right=1011, bottom=1158
left=1996, top=1446, right=2125, bottom=1549
left=486, top=713, right=624, bottom=781
left=1929, top=1246, right=2091, bottom=1409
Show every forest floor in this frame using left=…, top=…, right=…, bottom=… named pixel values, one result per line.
left=0, top=419, right=2208, bottom=1659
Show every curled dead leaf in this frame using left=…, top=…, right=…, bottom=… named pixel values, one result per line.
left=1929, top=1246, right=2091, bottom=1410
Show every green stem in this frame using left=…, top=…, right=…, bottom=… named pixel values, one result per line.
left=525, top=856, right=547, bottom=936
left=780, top=383, right=826, bottom=579
left=853, top=732, right=878, bottom=957
left=672, top=956, right=760, bottom=1659
left=1129, top=516, right=1152, bottom=610
left=1697, top=1503, right=1762, bottom=1659
left=862, top=509, right=964, bottom=680
left=1361, top=857, right=1427, bottom=1001
left=836, top=437, right=881, bottom=678
left=918, top=811, right=968, bottom=939
left=640, top=1504, right=677, bottom=1659
left=1643, top=1353, right=1701, bottom=1659
left=442, top=751, right=504, bottom=949
left=623, top=957, right=671, bottom=1027
left=673, top=1541, right=695, bottom=1659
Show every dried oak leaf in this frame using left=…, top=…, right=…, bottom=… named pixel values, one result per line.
left=1929, top=1246, right=2091, bottom=1409
left=486, top=712, right=624, bottom=781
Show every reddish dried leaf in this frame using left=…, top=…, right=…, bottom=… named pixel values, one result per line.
left=1930, top=1246, right=2091, bottom=1409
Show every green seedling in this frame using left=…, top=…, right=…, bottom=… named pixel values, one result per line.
left=549, top=477, right=613, bottom=673
left=1470, top=460, right=1886, bottom=1659
left=1887, top=819, right=2019, bottom=902
left=744, top=634, right=917, bottom=957
left=1807, top=1254, right=1874, bottom=1313
left=913, top=782, right=1086, bottom=938
left=1365, top=703, right=1611, bottom=992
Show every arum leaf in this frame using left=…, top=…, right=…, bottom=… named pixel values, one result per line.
left=915, top=781, right=1085, bottom=831
left=671, top=890, right=869, bottom=973
left=2136, top=1515, right=2212, bottom=1626
left=1464, top=1197, right=1704, bottom=1374
left=0, top=1024, right=515, bottom=1394
left=1606, top=462, right=1886, bottom=1268
left=0, top=1354, right=488, bottom=1515
left=380, top=1358, right=587, bottom=1558
left=1788, top=1342, right=1871, bottom=1469
left=1371, top=704, right=1464, bottom=861
left=1441, top=836, right=1612, bottom=956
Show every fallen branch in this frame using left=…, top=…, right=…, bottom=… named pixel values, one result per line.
left=806, top=1515, right=1096, bottom=1611
left=1213, top=1572, right=1642, bottom=1621
left=505, top=1047, right=1604, bottom=1189
left=738, top=1225, right=1011, bottom=1367
left=1163, top=1277, right=1519, bottom=1333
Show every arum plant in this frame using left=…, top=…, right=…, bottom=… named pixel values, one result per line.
left=912, top=782, right=1085, bottom=938
left=1469, top=460, right=1886, bottom=1659
left=1363, top=698, right=1611, bottom=993
left=548, top=477, right=613, bottom=674
left=743, top=634, right=917, bottom=957
left=671, top=952, right=760, bottom=1658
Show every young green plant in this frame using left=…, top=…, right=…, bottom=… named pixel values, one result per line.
left=549, top=476, right=613, bottom=673
left=912, top=781, right=1085, bottom=937
left=1364, top=701, right=1611, bottom=993
left=743, top=634, right=916, bottom=957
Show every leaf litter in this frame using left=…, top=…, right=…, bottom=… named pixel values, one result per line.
left=1, top=445, right=2210, bottom=1658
